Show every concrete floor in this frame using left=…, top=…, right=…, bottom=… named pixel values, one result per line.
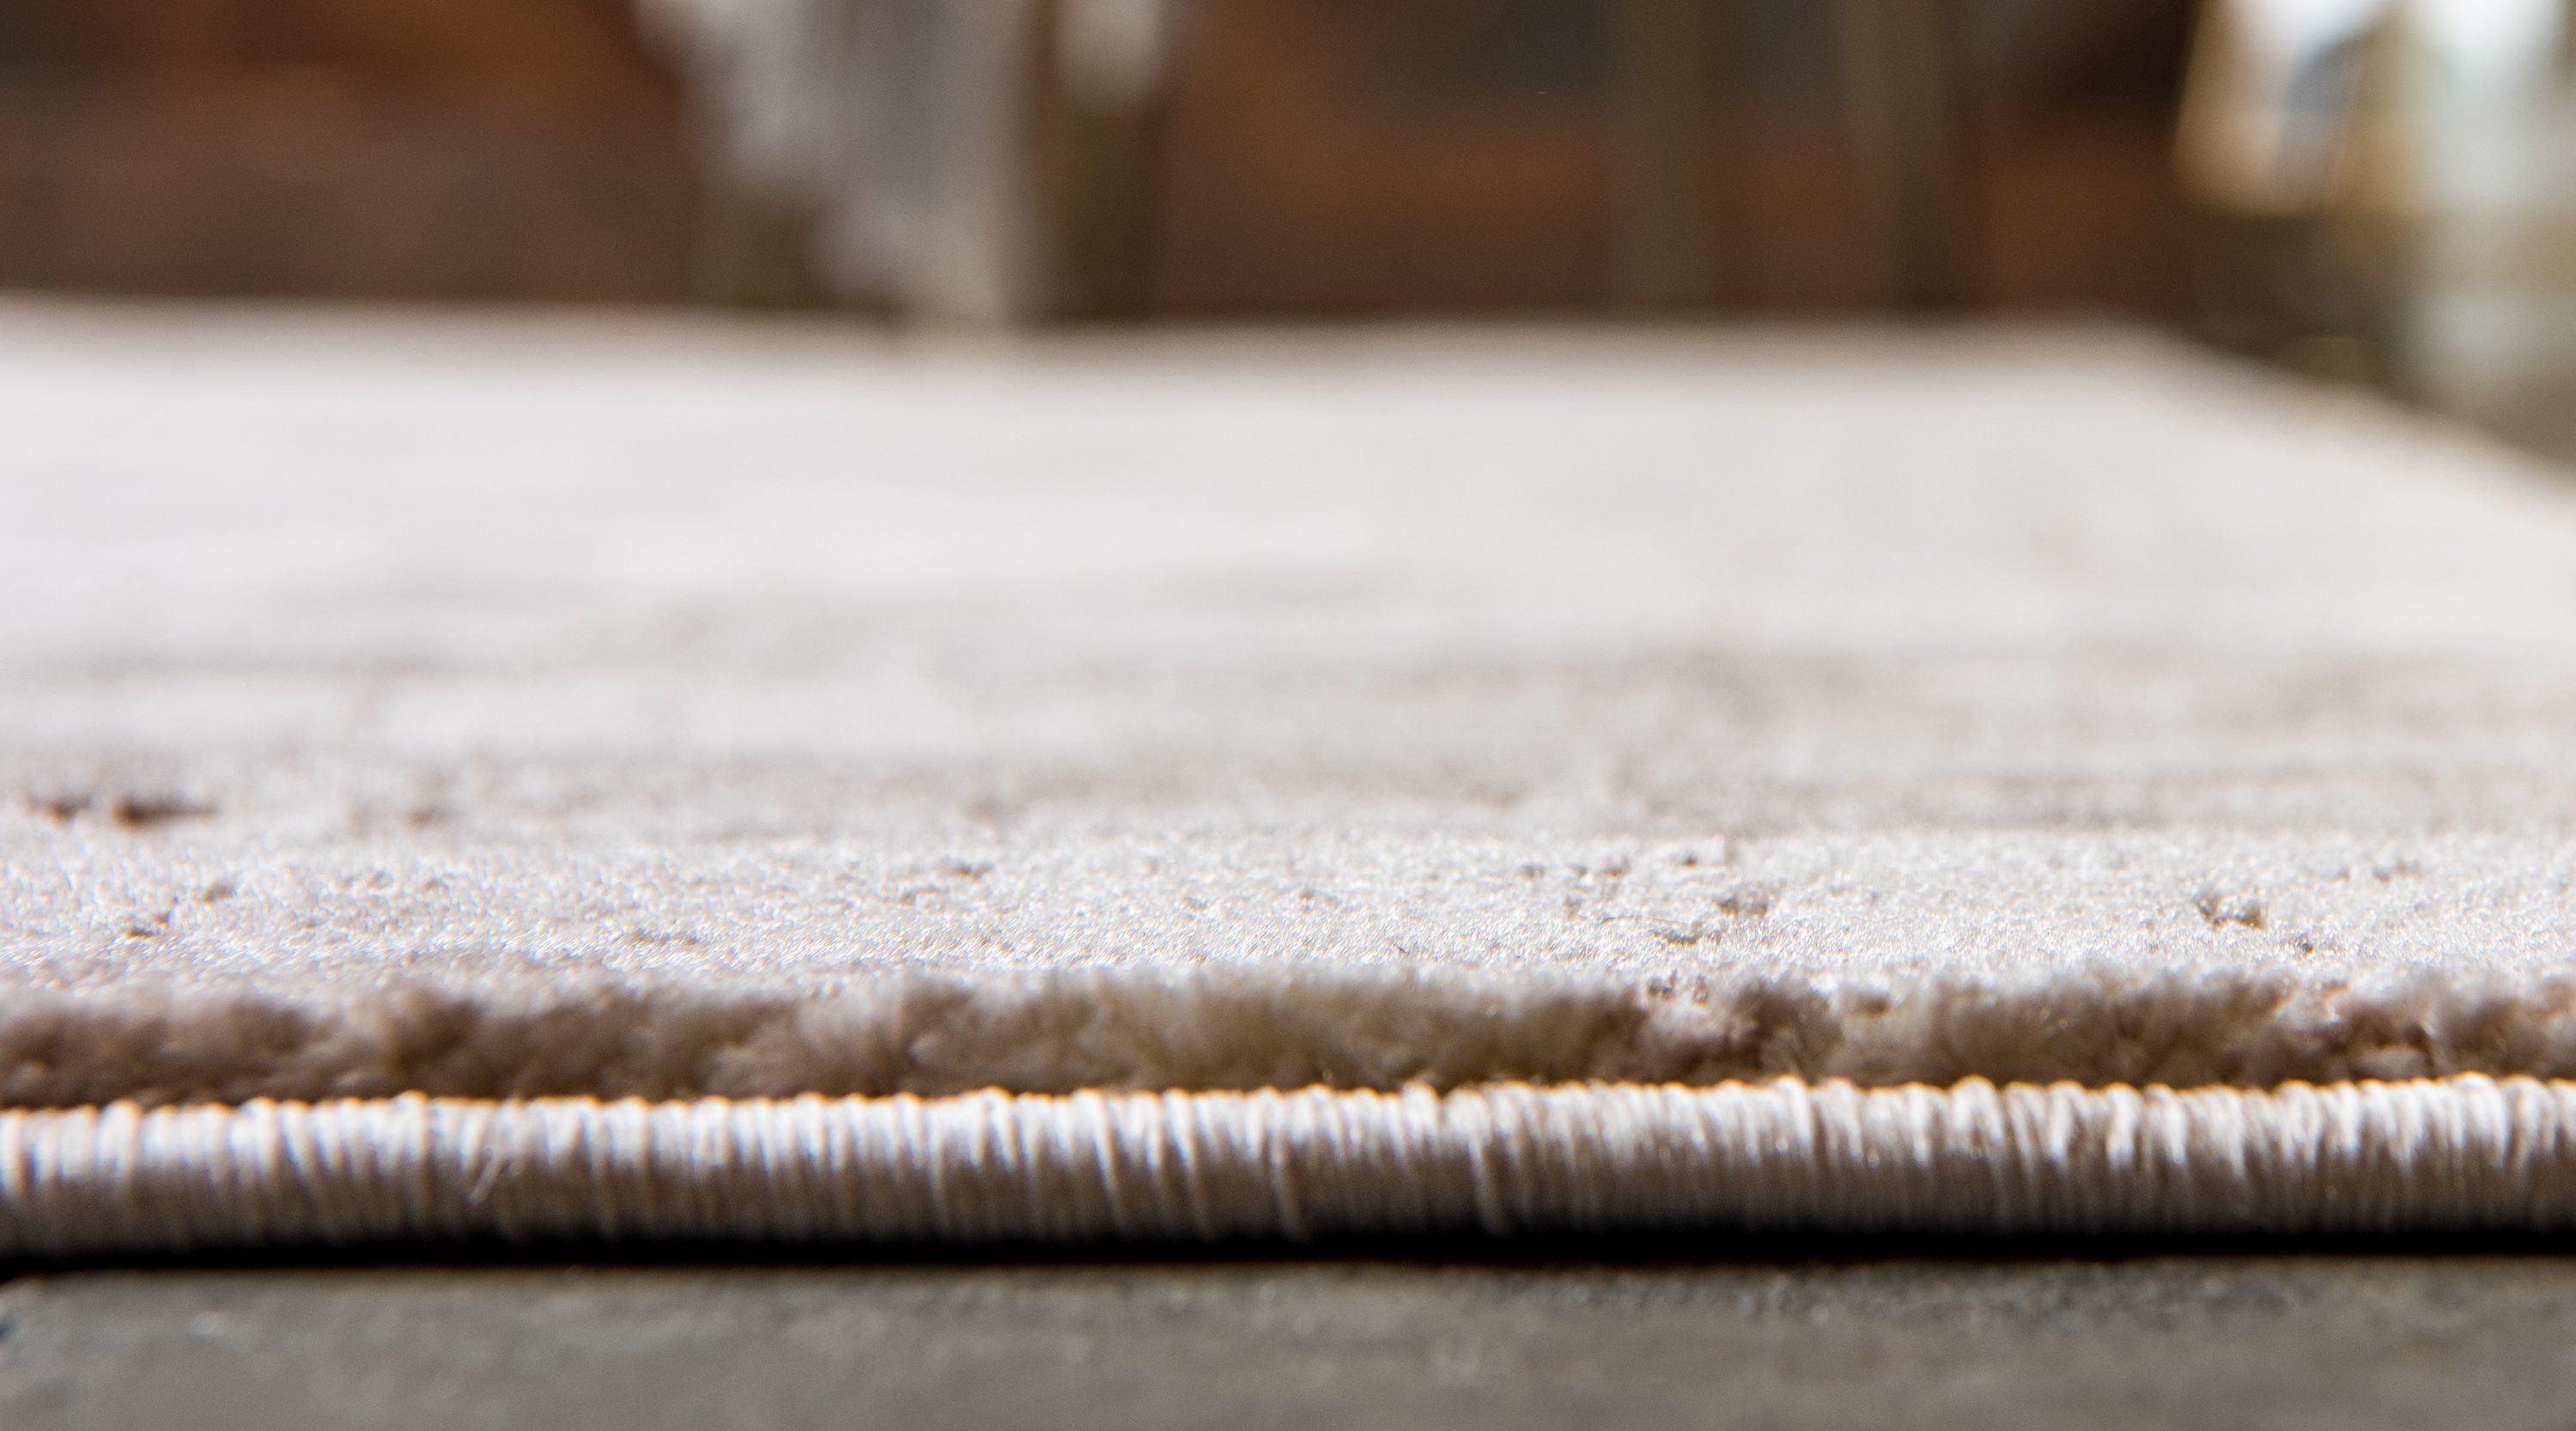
left=7, top=1252, right=2576, bottom=1429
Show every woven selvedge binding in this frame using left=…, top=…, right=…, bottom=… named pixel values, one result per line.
left=5, top=1076, right=2573, bottom=1255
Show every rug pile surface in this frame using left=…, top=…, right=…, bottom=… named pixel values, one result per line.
left=8, top=306, right=2576, bottom=1251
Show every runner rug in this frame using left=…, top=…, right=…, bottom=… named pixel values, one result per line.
left=8, top=307, right=2576, bottom=1252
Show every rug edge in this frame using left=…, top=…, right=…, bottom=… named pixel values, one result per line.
left=10, top=967, right=2576, bottom=1107
left=7, top=1075, right=2575, bottom=1255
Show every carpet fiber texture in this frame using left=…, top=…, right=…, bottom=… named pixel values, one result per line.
left=9, top=306, right=2576, bottom=1246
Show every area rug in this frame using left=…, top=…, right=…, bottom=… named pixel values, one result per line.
left=8, top=305, right=2576, bottom=1253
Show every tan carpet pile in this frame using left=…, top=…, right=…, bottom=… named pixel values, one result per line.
left=9, top=305, right=2576, bottom=1250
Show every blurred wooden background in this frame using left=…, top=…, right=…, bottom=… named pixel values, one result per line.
left=0, top=0, right=748, bottom=302
left=0, top=0, right=2196, bottom=318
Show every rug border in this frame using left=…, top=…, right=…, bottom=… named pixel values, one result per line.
left=6, top=1075, right=2575, bottom=1254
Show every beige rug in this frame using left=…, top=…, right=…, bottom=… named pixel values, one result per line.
left=9, top=304, right=2576, bottom=1252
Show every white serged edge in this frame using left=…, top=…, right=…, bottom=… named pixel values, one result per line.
left=6, top=1076, right=2576, bottom=1253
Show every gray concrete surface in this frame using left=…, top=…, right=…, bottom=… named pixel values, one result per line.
left=6, top=1255, right=2576, bottom=1429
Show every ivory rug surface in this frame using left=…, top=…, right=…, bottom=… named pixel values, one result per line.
left=9, top=306, right=2576, bottom=1251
